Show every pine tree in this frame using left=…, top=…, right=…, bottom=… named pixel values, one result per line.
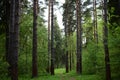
left=93, top=0, right=98, bottom=43
left=50, top=0, right=55, bottom=75
left=103, top=0, right=111, bottom=80
left=76, top=0, right=82, bottom=74
left=5, top=0, right=10, bottom=64
left=8, top=0, right=20, bottom=79
left=32, top=0, right=38, bottom=77
left=64, top=0, right=69, bottom=73
left=47, top=0, right=51, bottom=73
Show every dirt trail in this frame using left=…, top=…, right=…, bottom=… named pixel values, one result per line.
left=60, top=73, right=76, bottom=80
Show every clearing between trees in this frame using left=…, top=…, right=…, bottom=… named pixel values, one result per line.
left=18, top=68, right=102, bottom=80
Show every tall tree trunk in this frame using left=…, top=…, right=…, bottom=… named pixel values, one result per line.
left=66, top=50, right=69, bottom=73
left=93, top=0, right=96, bottom=40
left=101, top=0, right=104, bottom=19
left=103, top=0, right=111, bottom=80
left=51, top=0, right=55, bottom=75
left=94, top=0, right=98, bottom=43
left=5, top=0, right=10, bottom=64
left=69, top=34, right=72, bottom=71
left=9, top=0, right=15, bottom=79
left=32, top=0, right=38, bottom=77
left=65, top=29, right=68, bottom=73
left=8, top=0, right=20, bottom=79
left=65, top=0, right=69, bottom=73
left=47, top=0, right=51, bottom=73
left=70, top=51, right=72, bottom=71
left=93, top=0, right=98, bottom=43
left=76, top=0, right=82, bottom=74
left=92, top=0, right=98, bottom=74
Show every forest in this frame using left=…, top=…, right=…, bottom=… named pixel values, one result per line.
left=0, top=0, right=120, bottom=80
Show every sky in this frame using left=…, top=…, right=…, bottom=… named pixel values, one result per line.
left=44, top=0, right=65, bottom=29
left=28, top=0, right=65, bottom=29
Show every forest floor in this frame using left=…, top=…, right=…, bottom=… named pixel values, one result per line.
left=1, top=68, right=102, bottom=80
left=27, top=68, right=102, bottom=80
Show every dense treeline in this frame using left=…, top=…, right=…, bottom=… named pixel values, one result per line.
left=0, top=0, right=120, bottom=80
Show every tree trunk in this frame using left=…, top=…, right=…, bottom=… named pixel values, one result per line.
left=47, top=0, right=51, bottom=73
left=9, top=0, right=16, bottom=78
left=76, top=0, right=82, bottom=74
left=66, top=51, right=69, bottom=73
left=93, top=0, right=98, bottom=43
left=69, top=35, right=72, bottom=71
left=5, top=0, right=10, bottom=63
left=51, top=0, right=55, bottom=75
left=32, top=0, right=38, bottom=77
left=8, top=0, right=20, bottom=79
left=103, top=0, right=111, bottom=80
left=65, top=27, right=68, bottom=73
left=101, top=0, right=104, bottom=19
left=70, top=51, right=72, bottom=71
left=48, top=0, right=51, bottom=73
left=65, top=0, right=69, bottom=73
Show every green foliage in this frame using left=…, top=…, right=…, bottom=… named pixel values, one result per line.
left=84, top=42, right=97, bottom=74
left=37, top=26, right=48, bottom=73
left=70, top=33, right=77, bottom=69
left=18, top=8, right=48, bottom=75
left=54, top=17, right=65, bottom=68
left=0, top=34, right=8, bottom=77
left=0, top=68, right=102, bottom=80
left=0, top=60, right=9, bottom=78
left=108, top=1, right=120, bottom=77
left=82, top=41, right=106, bottom=79
left=0, top=0, right=120, bottom=80
left=17, top=68, right=102, bottom=80
left=109, top=25, right=120, bottom=80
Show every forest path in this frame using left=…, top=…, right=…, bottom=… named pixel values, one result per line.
left=55, top=68, right=76, bottom=80
left=54, top=68, right=101, bottom=80
left=60, top=74, right=76, bottom=80
left=17, top=68, right=102, bottom=80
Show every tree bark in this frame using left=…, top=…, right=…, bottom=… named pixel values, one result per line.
left=76, top=0, right=82, bottom=74
left=47, top=0, right=51, bottom=73
left=51, top=0, right=55, bottom=75
left=103, top=0, right=111, bottom=80
left=93, top=0, right=98, bottom=43
left=70, top=51, right=72, bottom=71
left=5, top=0, right=10, bottom=63
left=8, top=0, right=20, bottom=79
left=32, top=0, right=38, bottom=77
left=65, top=0, right=69, bottom=73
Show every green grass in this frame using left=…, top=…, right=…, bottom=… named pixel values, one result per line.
left=21, top=68, right=102, bottom=80
left=1, top=68, right=102, bottom=80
